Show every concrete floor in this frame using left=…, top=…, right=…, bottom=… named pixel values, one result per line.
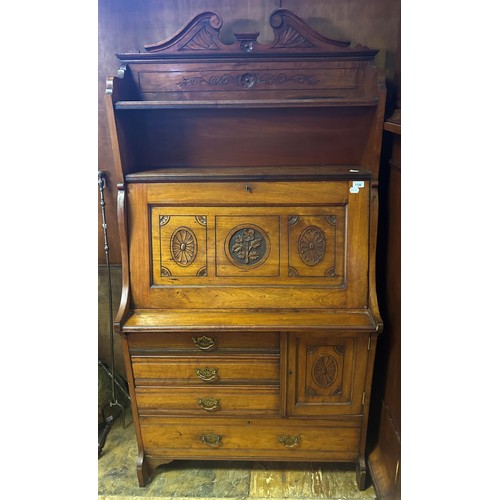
left=98, top=410, right=377, bottom=500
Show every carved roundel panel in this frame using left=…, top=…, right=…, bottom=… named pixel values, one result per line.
left=170, top=227, right=198, bottom=267
left=298, top=226, right=326, bottom=266
left=225, top=224, right=271, bottom=269
left=312, top=354, right=338, bottom=388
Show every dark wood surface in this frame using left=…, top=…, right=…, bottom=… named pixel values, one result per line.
left=98, top=0, right=401, bottom=266
left=368, top=110, right=401, bottom=500
left=105, top=7, right=389, bottom=492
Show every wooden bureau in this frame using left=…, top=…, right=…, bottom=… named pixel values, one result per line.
left=105, top=9, right=385, bottom=490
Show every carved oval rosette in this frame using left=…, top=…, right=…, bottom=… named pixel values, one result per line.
left=312, top=354, right=338, bottom=388
left=170, top=227, right=198, bottom=267
left=298, top=226, right=326, bottom=266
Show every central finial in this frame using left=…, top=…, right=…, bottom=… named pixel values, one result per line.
left=234, top=32, right=260, bottom=53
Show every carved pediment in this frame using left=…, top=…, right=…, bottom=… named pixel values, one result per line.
left=269, top=9, right=350, bottom=50
left=128, top=9, right=377, bottom=58
left=144, top=11, right=224, bottom=53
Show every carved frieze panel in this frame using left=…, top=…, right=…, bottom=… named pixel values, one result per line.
left=151, top=211, right=208, bottom=282
left=176, top=71, right=320, bottom=90
left=149, top=204, right=350, bottom=289
left=288, top=212, right=345, bottom=281
left=137, top=66, right=358, bottom=97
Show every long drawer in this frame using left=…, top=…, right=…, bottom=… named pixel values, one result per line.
left=140, top=416, right=361, bottom=461
left=132, top=353, right=280, bottom=385
left=128, top=331, right=280, bottom=353
left=135, top=386, right=279, bottom=416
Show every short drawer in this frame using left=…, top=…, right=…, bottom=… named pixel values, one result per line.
left=135, top=386, right=279, bottom=416
left=132, top=354, right=280, bottom=385
left=140, top=416, right=361, bottom=461
left=128, top=331, right=280, bottom=353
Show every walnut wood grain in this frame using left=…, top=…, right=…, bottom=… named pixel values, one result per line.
left=127, top=331, right=280, bottom=352
left=106, top=9, right=385, bottom=491
left=135, top=386, right=280, bottom=416
left=131, top=353, right=280, bottom=385
left=140, top=416, right=362, bottom=460
left=121, top=310, right=379, bottom=332
left=126, top=180, right=368, bottom=310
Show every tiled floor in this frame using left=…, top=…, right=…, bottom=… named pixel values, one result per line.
left=98, top=409, right=377, bottom=500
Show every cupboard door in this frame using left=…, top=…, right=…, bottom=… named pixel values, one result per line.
left=287, top=332, right=369, bottom=416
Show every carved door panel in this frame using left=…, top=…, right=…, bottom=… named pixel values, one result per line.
left=286, top=332, right=369, bottom=416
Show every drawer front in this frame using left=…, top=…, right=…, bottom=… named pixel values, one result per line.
left=128, top=331, right=280, bottom=353
left=140, top=417, right=360, bottom=461
left=135, top=386, right=279, bottom=416
left=131, top=354, right=280, bottom=385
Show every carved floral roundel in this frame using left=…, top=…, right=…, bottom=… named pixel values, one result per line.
left=226, top=224, right=270, bottom=269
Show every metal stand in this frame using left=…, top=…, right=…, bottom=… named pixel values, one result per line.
left=98, top=170, right=127, bottom=458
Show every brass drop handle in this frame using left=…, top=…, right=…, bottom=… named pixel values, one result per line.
left=278, top=435, right=301, bottom=448
left=198, top=397, right=220, bottom=411
left=192, top=335, right=216, bottom=351
left=196, top=367, right=219, bottom=382
left=200, top=433, right=222, bottom=447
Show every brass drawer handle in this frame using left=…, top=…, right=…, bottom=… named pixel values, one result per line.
left=279, top=435, right=301, bottom=448
left=196, top=367, right=219, bottom=382
left=192, top=335, right=216, bottom=351
left=200, top=433, right=222, bottom=447
left=198, top=397, right=220, bottom=411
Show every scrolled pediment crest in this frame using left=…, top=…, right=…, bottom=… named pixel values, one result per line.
left=144, top=12, right=224, bottom=53
left=127, top=9, right=377, bottom=58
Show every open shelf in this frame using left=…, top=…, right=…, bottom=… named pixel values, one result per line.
left=122, top=308, right=379, bottom=332
left=114, top=97, right=379, bottom=110
left=125, top=165, right=372, bottom=183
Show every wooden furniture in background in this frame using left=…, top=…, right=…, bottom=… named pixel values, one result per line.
left=368, top=108, right=401, bottom=499
left=106, top=9, right=386, bottom=490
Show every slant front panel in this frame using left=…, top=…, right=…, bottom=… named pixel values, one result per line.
left=127, top=180, right=370, bottom=309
